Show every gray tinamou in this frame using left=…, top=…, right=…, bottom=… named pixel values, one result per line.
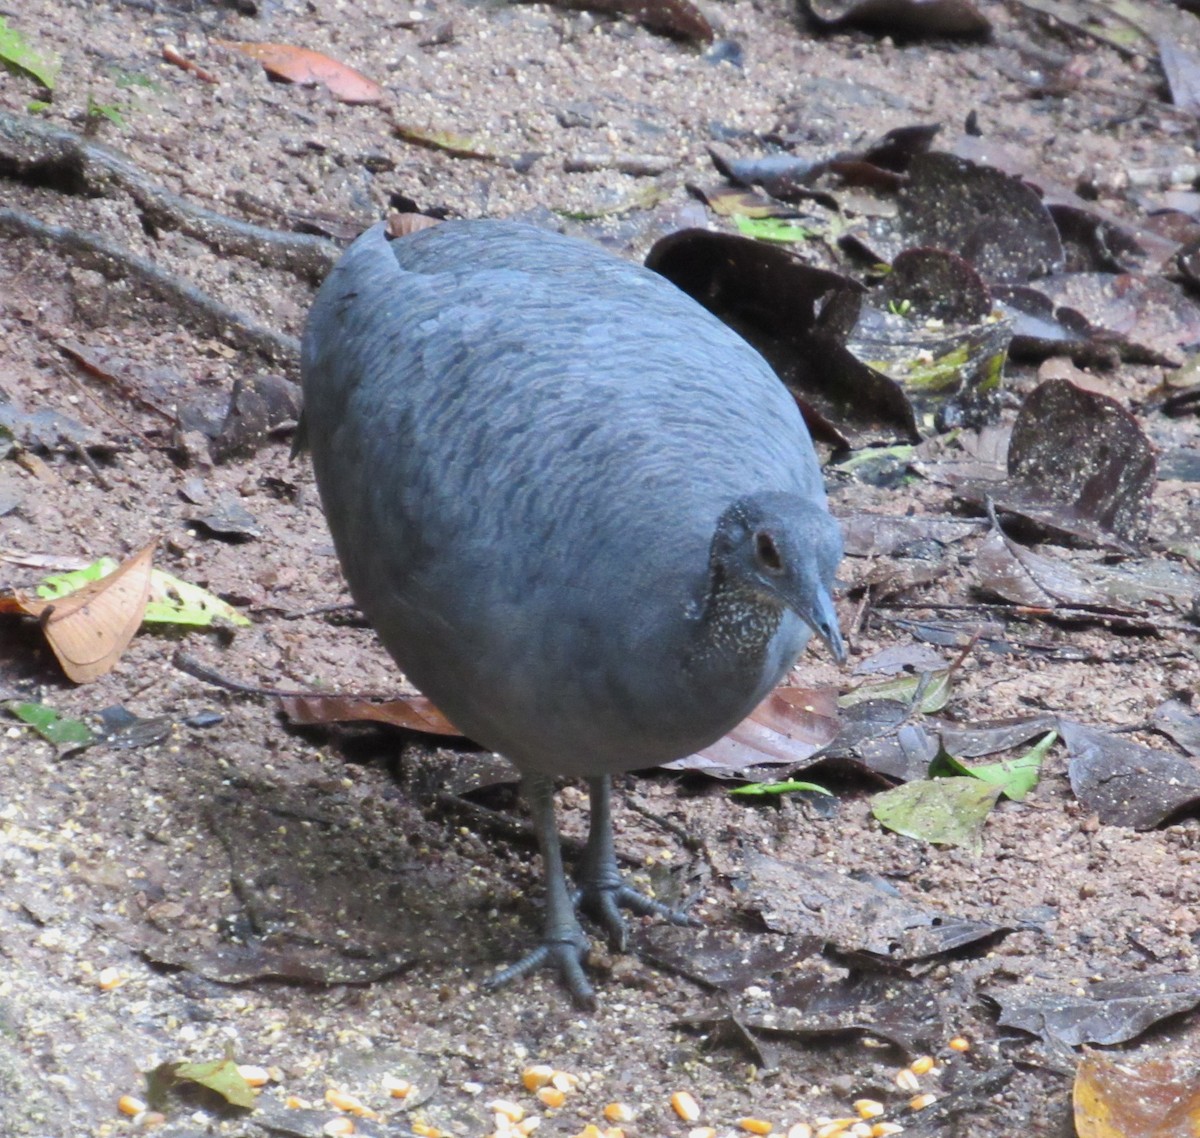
left=298, top=219, right=845, bottom=1005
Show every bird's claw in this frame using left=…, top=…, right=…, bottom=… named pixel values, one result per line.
left=483, top=928, right=596, bottom=1009
left=576, top=880, right=700, bottom=952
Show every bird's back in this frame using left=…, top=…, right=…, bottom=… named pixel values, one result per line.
left=301, top=221, right=828, bottom=774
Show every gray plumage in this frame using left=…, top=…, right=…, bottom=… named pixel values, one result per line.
left=299, top=219, right=844, bottom=1003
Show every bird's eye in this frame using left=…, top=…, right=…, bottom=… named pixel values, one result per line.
left=755, top=532, right=784, bottom=573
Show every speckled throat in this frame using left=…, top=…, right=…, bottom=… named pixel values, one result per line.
left=685, top=565, right=785, bottom=673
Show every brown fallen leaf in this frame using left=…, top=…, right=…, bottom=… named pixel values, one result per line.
left=278, top=692, right=460, bottom=736
left=214, top=39, right=383, bottom=105
left=1075, top=1048, right=1200, bottom=1137
left=12, top=541, right=155, bottom=683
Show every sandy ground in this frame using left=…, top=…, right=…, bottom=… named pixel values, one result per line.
left=1, top=1, right=1199, bottom=1136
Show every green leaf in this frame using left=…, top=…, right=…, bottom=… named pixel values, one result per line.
left=5, top=701, right=95, bottom=747
left=838, top=668, right=951, bottom=714
left=872, top=777, right=1001, bottom=851
left=732, top=214, right=813, bottom=243
left=170, top=1053, right=256, bottom=1110
left=929, top=731, right=1055, bottom=801
left=37, top=559, right=250, bottom=627
left=143, top=569, right=251, bottom=627
left=730, top=779, right=832, bottom=797
left=0, top=17, right=59, bottom=90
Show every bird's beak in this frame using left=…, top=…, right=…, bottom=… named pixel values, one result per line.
left=808, top=585, right=846, bottom=665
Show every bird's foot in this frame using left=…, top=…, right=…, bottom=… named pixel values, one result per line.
left=575, top=874, right=701, bottom=954
left=483, top=926, right=597, bottom=1009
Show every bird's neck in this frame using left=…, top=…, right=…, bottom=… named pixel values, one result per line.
left=686, top=566, right=784, bottom=673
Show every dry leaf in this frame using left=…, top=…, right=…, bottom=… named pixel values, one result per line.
left=278, top=692, right=460, bottom=735
left=214, top=39, right=383, bottom=104
left=1074, top=1048, right=1200, bottom=1138
left=14, top=541, right=155, bottom=682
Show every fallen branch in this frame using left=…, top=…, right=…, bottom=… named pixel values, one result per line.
left=0, top=110, right=338, bottom=283
left=0, top=207, right=300, bottom=364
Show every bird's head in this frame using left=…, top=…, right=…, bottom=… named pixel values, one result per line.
left=712, top=492, right=846, bottom=663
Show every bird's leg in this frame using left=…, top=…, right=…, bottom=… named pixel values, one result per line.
left=575, top=775, right=700, bottom=953
left=483, top=773, right=596, bottom=1008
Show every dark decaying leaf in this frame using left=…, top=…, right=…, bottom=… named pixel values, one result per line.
left=840, top=512, right=984, bottom=556
left=1074, top=1050, right=1200, bottom=1138
left=669, top=686, right=839, bottom=775
left=854, top=642, right=949, bottom=676
left=742, top=851, right=1007, bottom=965
left=187, top=497, right=263, bottom=541
left=1007, top=380, right=1156, bottom=544
left=1033, top=272, right=1200, bottom=367
left=821, top=699, right=940, bottom=783
left=546, top=0, right=712, bottom=40
left=882, top=246, right=992, bottom=321
left=899, top=152, right=1064, bottom=283
left=987, top=974, right=1200, bottom=1046
left=798, top=0, right=991, bottom=38
left=252, top=1104, right=390, bottom=1138
left=992, top=284, right=1094, bottom=359
left=733, top=968, right=948, bottom=1052
left=634, top=924, right=821, bottom=991
left=0, top=397, right=102, bottom=453
left=1152, top=700, right=1200, bottom=757
left=645, top=229, right=919, bottom=446
left=932, top=713, right=1059, bottom=757
left=211, top=372, right=302, bottom=462
left=143, top=936, right=416, bottom=985
left=945, top=131, right=1180, bottom=271
left=956, top=379, right=1156, bottom=549
left=96, top=705, right=174, bottom=748
left=974, top=523, right=1195, bottom=625
left=1061, top=719, right=1200, bottom=829
left=1159, top=38, right=1200, bottom=113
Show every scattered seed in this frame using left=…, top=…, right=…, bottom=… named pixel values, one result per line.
left=325, top=1089, right=380, bottom=1119
left=238, top=1065, right=270, bottom=1087
left=285, top=1095, right=308, bottom=1109
left=571, top=1126, right=603, bottom=1138
left=118, top=1095, right=147, bottom=1117
left=603, top=1103, right=633, bottom=1123
left=739, top=1119, right=773, bottom=1135
left=522, top=1065, right=555, bottom=1092
left=137, top=1111, right=167, bottom=1128
left=850, top=1124, right=873, bottom=1138
left=816, top=1118, right=854, bottom=1138
left=322, top=1119, right=356, bottom=1137
left=870, top=1124, right=905, bottom=1137
left=551, top=1071, right=580, bottom=1093
left=383, top=1074, right=414, bottom=1098
left=909, top=1056, right=935, bottom=1076
left=490, top=1099, right=525, bottom=1123
left=853, top=1100, right=884, bottom=1120
left=411, top=1122, right=444, bottom=1138
left=894, top=1069, right=920, bottom=1093
left=517, top=1120, right=541, bottom=1136
left=909, top=1094, right=937, bottom=1112
left=815, top=1121, right=855, bottom=1138
left=537, top=1087, right=566, bottom=1109
left=947, top=1036, right=970, bottom=1053
left=98, top=967, right=127, bottom=991
left=786, top=1126, right=814, bottom=1138
left=671, top=1091, right=701, bottom=1123
left=688, top=1129, right=718, bottom=1138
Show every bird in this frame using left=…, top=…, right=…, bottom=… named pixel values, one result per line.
left=297, top=219, right=846, bottom=1006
